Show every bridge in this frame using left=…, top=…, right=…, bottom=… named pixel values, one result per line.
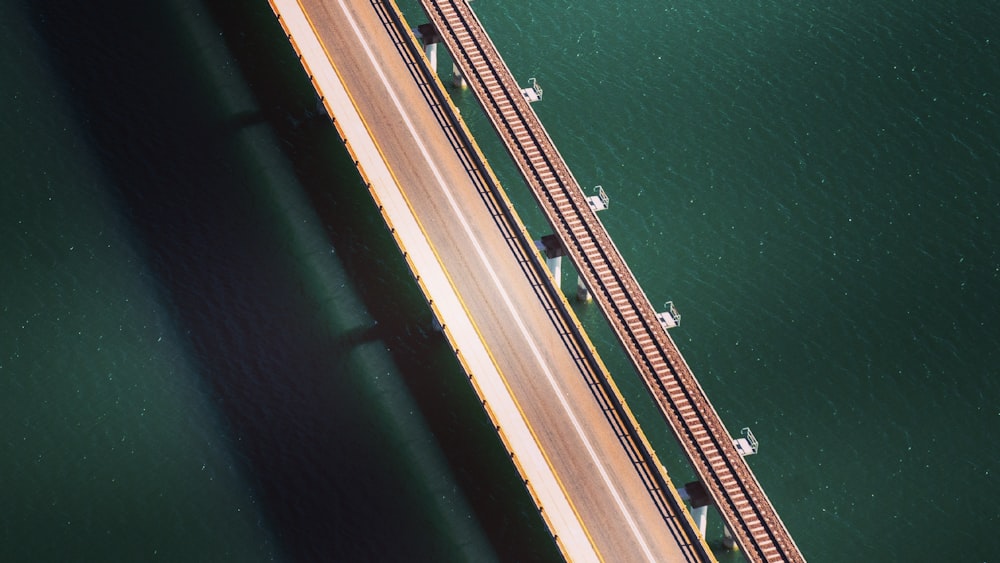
left=266, top=0, right=804, bottom=561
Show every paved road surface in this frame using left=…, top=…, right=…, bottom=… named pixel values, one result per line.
left=282, top=0, right=708, bottom=560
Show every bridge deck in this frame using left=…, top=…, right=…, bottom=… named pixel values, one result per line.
left=417, top=0, right=805, bottom=561
left=267, top=0, right=715, bottom=560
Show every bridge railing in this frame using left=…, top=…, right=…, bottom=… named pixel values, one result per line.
left=415, top=1, right=805, bottom=561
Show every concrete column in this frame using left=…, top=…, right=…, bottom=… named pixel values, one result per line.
left=722, top=525, right=738, bottom=550
left=691, top=505, right=708, bottom=539
left=576, top=274, right=591, bottom=302
left=452, top=62, right=467, bottom=89
left=425, top=42, right=438, bottom=72
left=546, top=255, right=562, bottom=290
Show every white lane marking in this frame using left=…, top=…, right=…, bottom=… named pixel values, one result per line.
left=333, top=2, right=658, bottom=561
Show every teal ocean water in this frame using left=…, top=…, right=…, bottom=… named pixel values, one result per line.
left=2, top=1, right=996, bottom=562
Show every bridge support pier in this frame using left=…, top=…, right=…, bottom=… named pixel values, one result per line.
left=546, top=255, right=563, bottom=289
left=452, top=62, right=467, bottom=89
left=535, top=234, right=567, bottom=293
left=691, top=505, right=708, bottom=538
left=424, top=42, right=438, bottom=72
left=414, top=23, right=466, bottom=89
left=678, top=481, right=712, bottom=542
left=722, top=525, right=738, bottom=550
left=535, top=235, right=591, bottom=302
left=535, top=186, right=611, bottom=302
left=679, top=482, right=741, bottom=551
left=678, top=429, right=760, bottom=551
left=576, top=275, right=591, bottom=302
left=414, top=23, right=449, bottom=86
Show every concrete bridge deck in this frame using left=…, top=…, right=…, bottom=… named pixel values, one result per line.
left=266, top=0, right=713, bottom=561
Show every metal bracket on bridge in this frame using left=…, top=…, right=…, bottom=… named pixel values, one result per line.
left=656, top=301, right=681, bottom=329
left=733, top=427, right=758, bottom=457
left=585, top=185, right=609, bottom=212
left=520, top=77, right=543, bottom=103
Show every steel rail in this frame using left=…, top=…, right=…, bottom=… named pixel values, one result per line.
left=417, top=1, right=805, bottom=561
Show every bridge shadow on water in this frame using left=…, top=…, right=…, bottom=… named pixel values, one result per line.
left=24, top=0, right=561, bottom=561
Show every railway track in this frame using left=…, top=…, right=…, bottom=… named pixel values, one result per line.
left=415, top=0, right=805, bottom=560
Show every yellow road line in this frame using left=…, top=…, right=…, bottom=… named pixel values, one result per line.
left=382, top=1, right=712, bottom=557
left=270, top=0, right=603, bottom=559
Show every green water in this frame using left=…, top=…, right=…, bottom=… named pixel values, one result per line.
left=445, top=2, right=1000, bottom=561
left=3, top=0, right=998, bottom=561
left=0, top=4, right=274, bottom=560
